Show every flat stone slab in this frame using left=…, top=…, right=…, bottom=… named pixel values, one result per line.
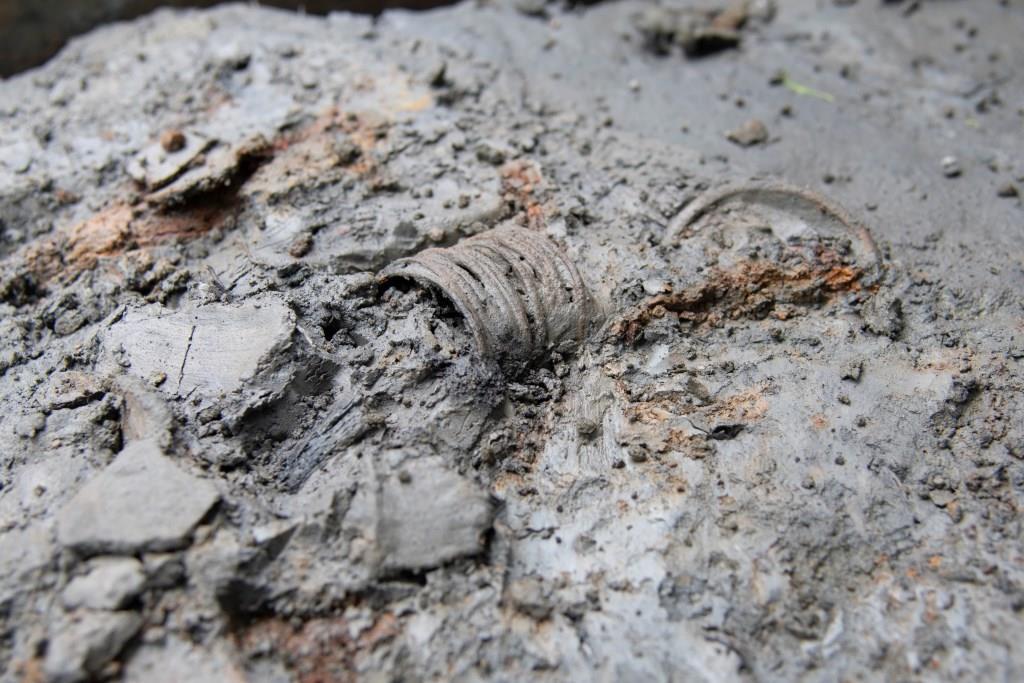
left=56, top=439, right=219, bottom=556
left=377, top=456, right=494, bottom=571
left=104, top=299, right=295, bottom=397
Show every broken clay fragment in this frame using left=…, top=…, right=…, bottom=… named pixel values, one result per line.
left=56, top=438, right=220, bottom=556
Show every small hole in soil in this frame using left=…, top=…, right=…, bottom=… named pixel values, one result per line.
left=321, top=315, right=344, bottom=341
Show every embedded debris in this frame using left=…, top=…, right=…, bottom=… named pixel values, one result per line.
left=634, top=1, right=775, bottom=57
left=726, top=118, right=769, bottom=146
left=127, top=131, right=215, bottom=191
left=665, top=181, right=881, bottom=274
left=381, top=224, right=592, bottom=369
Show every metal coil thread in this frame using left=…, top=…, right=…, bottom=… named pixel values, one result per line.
left=380, top=225, right=591, bottom=366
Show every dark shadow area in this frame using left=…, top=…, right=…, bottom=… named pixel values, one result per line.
left=0, top=0, right=455, bottom=77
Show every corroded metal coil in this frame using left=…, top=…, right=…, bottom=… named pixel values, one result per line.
left=380, top=225, right=591, bottom=366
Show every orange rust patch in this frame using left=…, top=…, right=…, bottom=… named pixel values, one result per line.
left=623, top=384, right=769, bottom=426
left=397, top=93, right=433, bottom=112
left=21, top=194, right=238, bottom=284
left=236, top=612, right=400, bottom=683
left=11, top=655, right=45, bottom=683
left=810, top=413, right=829, bottom=430
left=613, top=253, right=867, bottom=344
left=664, top=429, right=714, bottom=460
left=244, top=107, right=390, bottom=200
left=704, top=385, right=770, bottom=423
left=11, top=107, right=394, bottom=287
left=501, top=160, right=547, bottom=229
left=623, top=401, right=677, bottom=425
left=307, top=108, right=386, bottom=172
left=64, top=203, right=134, bottom=268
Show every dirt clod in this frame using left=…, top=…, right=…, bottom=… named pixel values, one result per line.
left=726, top=118, right=769, bottom=146
left=160, top=129, right=187, bottom=153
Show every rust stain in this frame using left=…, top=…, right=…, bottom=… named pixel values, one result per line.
left=616, top=383, right=770, bottom=461
left=663, top=429, right=713, bottom=459
left=623, top=384, right=769, bottom=426
left=10, top=107, right=395, bottom=288
left=500, top=159, right=547, bottom=229
left=613, top=252, right=867, bottom=344
left=705, top=385, right=770, bottom=423
left=809, top=413, right=829, bottom=430
left=22, top=196, right=235, bottom=284
left=246, top=108, right=390, bottom=198
left=624, top=401, right=676, bottom=425
left=236, top=611, right=400, bottom=683
left=64, top=203, right=134, bottom=268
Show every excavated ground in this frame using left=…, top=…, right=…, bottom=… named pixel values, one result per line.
left=1, top=1, right=1023, bottom=681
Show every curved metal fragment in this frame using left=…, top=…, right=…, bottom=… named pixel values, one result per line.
left=380, top=225, right=591, bottom=366
left=665, top=180, right=882, bottom=278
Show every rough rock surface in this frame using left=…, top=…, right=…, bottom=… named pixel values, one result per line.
left=61, top=557, right=147, bottom=610
left=43, top=611, right=143, bottom=683
left=0, top=1, right=1023, bottom=681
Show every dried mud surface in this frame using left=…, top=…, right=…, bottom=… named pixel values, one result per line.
left=1, top=1, right=1023, bottom=681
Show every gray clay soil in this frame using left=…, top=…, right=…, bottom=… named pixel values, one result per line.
left=1, top=1, right=1023, bottom=681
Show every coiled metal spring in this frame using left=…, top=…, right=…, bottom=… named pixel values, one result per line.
left=380, top=225, right=591, bottom=367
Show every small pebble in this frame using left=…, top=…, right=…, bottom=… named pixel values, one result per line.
left=996, top=182, right=1018, bottom=198
left=628, top=446, right=648, bottom=463
left=727, top=119, right=769, bottom=147
left=941, top=155, right=962, bottom=178
left=160, top=129, right=186, bottom=153
left=288, top=233, right=313, bottom=258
